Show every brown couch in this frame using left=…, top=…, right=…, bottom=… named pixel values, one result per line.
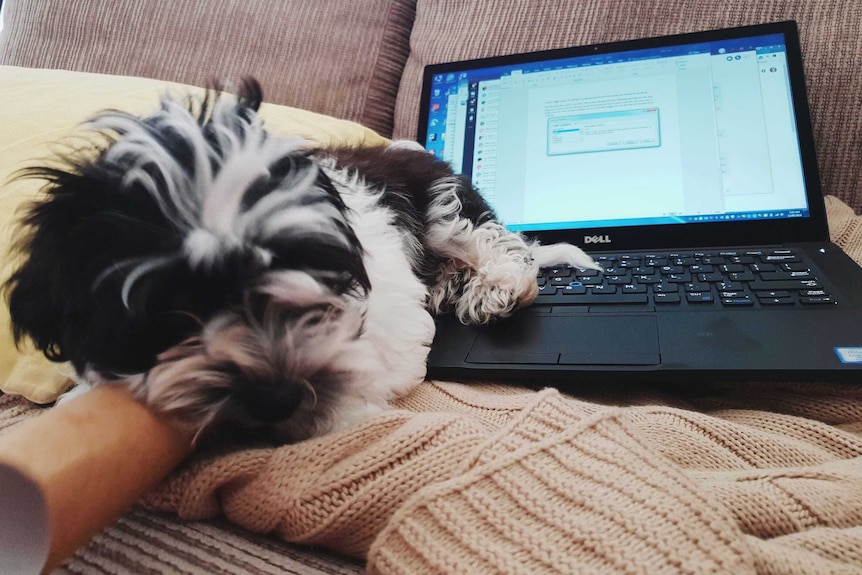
left=2, top=1, right=862, bottom=573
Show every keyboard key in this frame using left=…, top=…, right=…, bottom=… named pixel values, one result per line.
left=684, top=282, right=711, bottom=292
left=728, top=271, right=755, bottom=282
left=762, top=254, right=800, bottom=263
left=686, top=292, right=715, bottom=303
left=602, top=266, right=626, bottom=275
left=558, top=294, right=649, bottom=305
left=750, top=262, right=777, bottom=273
left=749, top=280, right=822, bottom=291
left=562, top=284, right=587, bottom=295
left=632, top=266, right=655, bottom=275
left=576, top=268, right=601, bottom=277
left=756, top=290, right=791, bottom=298
left=760, top=271, right=814, bottom=281
left=667, top=273, right=692, bottom=283
left=800, top=296, right=835, bottom=305
left=721, top=297, right=753, bottom=306
left=618, top=259, right=641, bottom=268
left=760, top=297, right=795, bottom=305
left=654, top=292, right=681, bottom=304
left=605, top=275, right=632, bottom=285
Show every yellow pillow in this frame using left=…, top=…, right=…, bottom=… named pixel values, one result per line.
left=0, top=65, right=388, bottom=403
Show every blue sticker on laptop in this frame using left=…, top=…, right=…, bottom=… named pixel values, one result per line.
left=835, top=348, right=862, bottom=364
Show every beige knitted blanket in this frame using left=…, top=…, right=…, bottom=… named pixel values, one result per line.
left=143, top=380, right=862, bottom=574
left=138, top=197, right=862, bottom=574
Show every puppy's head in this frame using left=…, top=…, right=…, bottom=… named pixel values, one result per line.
left=5, top=80, right=371, bottom=442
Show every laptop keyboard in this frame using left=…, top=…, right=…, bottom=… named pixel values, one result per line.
left=536, top=248, right=836, bottom=309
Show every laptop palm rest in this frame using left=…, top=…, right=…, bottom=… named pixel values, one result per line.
left=465, top=314, right=661, bottom=366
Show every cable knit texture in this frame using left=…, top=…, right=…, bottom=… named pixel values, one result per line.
left=133, top=372, right=862, bottom=574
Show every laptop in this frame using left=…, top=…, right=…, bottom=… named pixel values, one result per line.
left=419, top=20, right=862, bottom=383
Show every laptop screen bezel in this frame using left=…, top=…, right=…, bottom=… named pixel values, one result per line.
left=416, top=20, right=829, bottom=252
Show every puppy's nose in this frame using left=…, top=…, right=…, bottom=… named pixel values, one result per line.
left=236, top=384, right=305, bottom=424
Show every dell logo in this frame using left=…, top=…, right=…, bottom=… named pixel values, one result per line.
left=584, top=235, right=612, bottom=244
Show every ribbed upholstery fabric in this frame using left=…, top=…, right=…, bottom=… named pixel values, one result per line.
left=0, top=0, right=416, bottom=137
left=54, top=509, right=364, bottom=575
left=393, top=0, right=862, bottom=212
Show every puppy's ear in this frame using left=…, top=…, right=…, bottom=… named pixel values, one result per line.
left=4, top=161, right=188, bottom=374
left=198, top=77, right=264, bottom=128
left=236, top=77, right=263, bottom=112
left=5, top=202, right=68, bottom=363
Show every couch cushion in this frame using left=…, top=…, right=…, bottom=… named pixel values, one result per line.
left=394, top=0, right=862, bottom=212
left=0, top=65, right=388, bottom=403
left=0, top=0, right=416, bottom=137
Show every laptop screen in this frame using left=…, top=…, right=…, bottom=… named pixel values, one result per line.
left=419, top=25, right=815, bottom=236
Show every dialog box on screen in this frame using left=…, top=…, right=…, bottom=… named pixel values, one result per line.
left=547, top=108, right=661, bottom=156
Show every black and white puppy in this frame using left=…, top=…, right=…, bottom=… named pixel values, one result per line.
left=6, top=81, right=598, bottom=443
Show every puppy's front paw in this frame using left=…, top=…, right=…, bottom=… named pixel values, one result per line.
left=450, top=242, right=603, bottom=324
left=454, top=264, right=538, bottom=324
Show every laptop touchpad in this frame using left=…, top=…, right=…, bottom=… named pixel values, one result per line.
left=466, top=313, right=661, bottom=366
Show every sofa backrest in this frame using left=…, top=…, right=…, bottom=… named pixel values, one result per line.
left=394, top=0, right=862, bottom=213
left=2, top=0, right=859, bottom=212
left=0, top=0, right=416, bottom=138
